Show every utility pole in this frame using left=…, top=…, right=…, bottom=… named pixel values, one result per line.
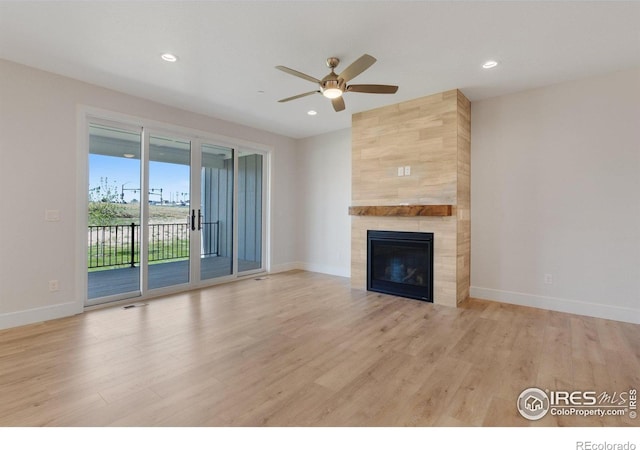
left=121, top=185, right=163, bottom=204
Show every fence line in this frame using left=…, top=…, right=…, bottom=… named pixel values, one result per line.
left=88, top=221, right=219, bottom=269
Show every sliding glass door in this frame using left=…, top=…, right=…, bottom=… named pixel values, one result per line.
left=200, top=144, right=234, bottom=281
left=86, top=119, right=266, bottom=306
left=87, top=123, right=142, bottom=301
left=146, top=133, right=191, bottom=290
left=238, top=151, right=264, bottom=274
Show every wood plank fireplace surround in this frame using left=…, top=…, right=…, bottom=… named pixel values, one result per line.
left=350, top=89, right=471, bottom=307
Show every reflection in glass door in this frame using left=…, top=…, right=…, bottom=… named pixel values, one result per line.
left=200, top=144, right=234, bottom=281
left=147, top=134, right=191, bottom=290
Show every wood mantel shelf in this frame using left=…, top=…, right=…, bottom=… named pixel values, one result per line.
left=348, top=205, right=453, bottom=217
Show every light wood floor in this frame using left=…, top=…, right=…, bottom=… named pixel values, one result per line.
left=1, top=270, right=638, bottom=426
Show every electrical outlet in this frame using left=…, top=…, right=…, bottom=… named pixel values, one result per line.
left=404, top=166, right=411, bottom=176
left=544, top=274, right=553, bottom=285
left=49, top=280, right=59, bottom=292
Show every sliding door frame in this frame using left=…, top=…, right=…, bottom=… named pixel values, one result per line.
left=79, top=107, right=271, bottom=309
left=83, top=117, right=144, bottom=305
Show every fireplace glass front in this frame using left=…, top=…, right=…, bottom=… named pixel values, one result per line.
left=367, top=230, right=434, bottom=302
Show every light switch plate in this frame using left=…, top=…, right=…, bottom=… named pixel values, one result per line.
left=397, top=167, right=404, bottom=177
left=45, top=210, right=60, bottom=222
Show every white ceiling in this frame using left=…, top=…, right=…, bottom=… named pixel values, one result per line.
left=1, top=1, right=639, bottom=139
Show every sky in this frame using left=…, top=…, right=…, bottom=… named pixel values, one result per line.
left=89, top=154, right=190, bottom=205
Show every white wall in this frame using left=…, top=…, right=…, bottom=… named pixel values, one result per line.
left=3, top=56, right=637, bottom=330
left=0, top=59, right=298, bottom=329
left=470, top=67, right=640, bottom=324
left=296, top=128, right=351, bottom=277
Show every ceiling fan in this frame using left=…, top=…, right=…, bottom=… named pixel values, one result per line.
left=276, top=54, right=398, bottom=112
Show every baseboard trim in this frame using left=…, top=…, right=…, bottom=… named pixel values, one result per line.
left=268, top=261, right=350, bottom=278
left=470, top=286, right=640, bottom=324
left=0, top=301, right=83, bottom=331
left=298, top=262, right=350, bottom=278
left=269, top=262, right=303, bottom=274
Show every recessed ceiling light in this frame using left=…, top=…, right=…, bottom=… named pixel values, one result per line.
left=307, top=110, right=317, bottom=116
left=161, top=53, right=178, bottom=62
left=123, top=153, right=135, bottom=158
left=482, top=60, right=499, bottom=69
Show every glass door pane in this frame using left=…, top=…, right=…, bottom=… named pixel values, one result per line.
left=87, top=124, right=141, bottom=302
left=147, top=134, right=191, bottom=290
left=238, top=151, right=263, bottom=273
left=200, top=144, right=234, bottom=281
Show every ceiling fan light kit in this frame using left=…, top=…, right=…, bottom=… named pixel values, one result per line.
left=276, top=54, right=398, bottom=112
left=322, top=83, right=343, bottom=99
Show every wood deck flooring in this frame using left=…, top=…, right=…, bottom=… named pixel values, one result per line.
left=1, top=270, right=638, bottom=426
left=88, top=256, right=261, bottom=299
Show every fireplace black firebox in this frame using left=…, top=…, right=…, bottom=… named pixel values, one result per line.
left=367, top=230, right=434, bottom=302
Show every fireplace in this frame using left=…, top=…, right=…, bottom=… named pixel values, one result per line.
left=367, top=230, right=434, bottom=302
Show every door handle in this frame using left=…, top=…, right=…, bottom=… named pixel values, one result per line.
left=191, top=209, right=196, bottom=231
left=198, top=209, right=202, bottom=231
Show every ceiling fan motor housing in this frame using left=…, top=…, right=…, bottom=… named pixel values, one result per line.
left=326, top=57, right=340, bottom=69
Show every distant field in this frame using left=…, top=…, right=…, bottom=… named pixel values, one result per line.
left=89, top=202, right=190, bottom=225
left=147, top=204, right=190, bottom=224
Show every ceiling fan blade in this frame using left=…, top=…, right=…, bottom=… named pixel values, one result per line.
left=347, top=84, right=399, bottom=94
left=275, top=66, right=321, bottom=84
left=338, top=54, right=376, bottom=83
left=332, top=96, right=345, bottom=112
left=278, top=91, right=320, bottom=103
